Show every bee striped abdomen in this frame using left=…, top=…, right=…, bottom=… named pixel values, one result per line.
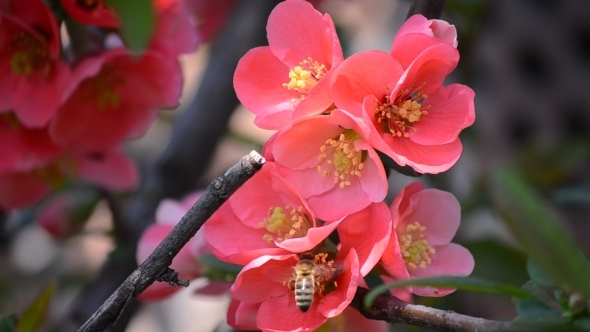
left=294, top=270, right=314, bottom=312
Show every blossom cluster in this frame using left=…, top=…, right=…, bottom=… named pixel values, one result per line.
left=200, top=0, right=476, bottom=330
left=0, top=0, right=208, bottom=210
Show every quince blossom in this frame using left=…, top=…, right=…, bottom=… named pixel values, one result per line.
left=49, top=49, right=182, bottom=152
left=272, top=109, right=388, bottom=221
left=229, top=250, right=359, bottom=332
left=331, top=46, right=475, bottom=174
left=233, top=0, right=343, bottom=130
left=203, top=162, right=341, bottom=265
left=0, top=0, right=71, bottom=127
left=379, top=182, right=474, bottom=296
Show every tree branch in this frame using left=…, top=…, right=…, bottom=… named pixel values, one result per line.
left=77, top=151, right=265, bottom=332
left=351, top=287, right=533, bottom=332
left=407, top=0, right=446, bottom=20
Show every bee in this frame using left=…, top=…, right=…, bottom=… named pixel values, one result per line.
left=285, top=252, right=342, bottom=312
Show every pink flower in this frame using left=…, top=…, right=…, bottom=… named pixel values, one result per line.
left=379, top=182, right=474, bottom=297
left=272, top=109, right=388, bottom=221
left=148, top=0, right=200, bottom=58
left=390, top=14, right=458, bottom=70
left=228, top=301, right=389, bottom=332
left=37, top=189, right=99, bottom=238
left=229, top=250, right=360, bottom=331
left=204, top=162, right=340, bottom=265
left=233, top=0, right=343, bottom=130
left=331, top=46, right=475, bottom=173
left=59, top=0, right=119, bottom=28
left=0, top=148, right=138, bottom=210
left=183, top=0, right=237, bottom=42
left=0, top=114, right=61, bottom=173
left=0, top=0, right=71, bottom=127
left=49, top=49, right=182, bottom=152
left=137, top=191, right=207, bottom=300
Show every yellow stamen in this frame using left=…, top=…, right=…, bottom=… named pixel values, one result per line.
left=374, top=85, right=429, bottom=137
left=9, top=31, right=50, bottom=77
left=282, top=57, right=327, bottom=102
left=259, top=205, right=312, bottom=243
left=317, top=129, right=366, bottom=188
left=398, top=221, right=436, bottom=270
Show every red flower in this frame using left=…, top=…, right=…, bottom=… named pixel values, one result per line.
left=0, top=148, right=137, bottom=210
left=49, top=49, right=182, bottom=152
left=379, top=182, right=474, bottom=296
left=204, top=162, right=340, bottom=265
left=59, top=0, right=119, bottom=28
left=229, top=250, right=360, bottom=331
left=0, top=0, right=71, bottom=127
left=233, top=0, right=343, bottom=130
left=331, top=46, right=475, bottom=173
left=272, top=110, right=388, bottom=221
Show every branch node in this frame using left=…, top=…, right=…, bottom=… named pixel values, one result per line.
left=155, top=268, right=190, bottom=288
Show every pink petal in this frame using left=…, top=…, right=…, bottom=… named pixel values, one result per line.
left=277, top=219, right=341, bottom=253
left=410, top=243, right=474, bottom=297
left=267, top=0, right=341, bottom=68
left=290, top=68, right=336, bottom=121
left=389, top=182, right=425, bottom=227
left=336, top=307, right=390, bottom=332
left=306, top=178, right=373, bottom=222
left=390, top=14, right=457, bottom=69
left=149, top=0, right=199, bottom=57
left=338, top=202, right=392, bottom=276
left=317, top=249, right=359, bottom=317
left=331, top=50, right=404, bottom=116
left=0, top=171, right=50, bottom=210
left=77, top=149, right=138, bottom=190
left=227, top=300, right=260, bottom=331
left=410, top=84, right=475, bottom=145
left=401, top=189, right=461, bottom=246
left=258, top=294, right=327, bottom=332
left=233, top=47, right=298, bottom=130
left=230, top=254, right=295, bottom=303
left=381, top=136, right=463, bottom=174
left=379, top=231, right=411, bottom=280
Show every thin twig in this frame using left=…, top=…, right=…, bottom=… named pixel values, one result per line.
left=77, top=151, right=265, bottom=332
left=351, top=287, right=534, bottom=332
left=407, top=0, right=446, bottom=19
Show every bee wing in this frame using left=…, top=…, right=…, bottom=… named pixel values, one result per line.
left=313, top=261, right=345, bottom=281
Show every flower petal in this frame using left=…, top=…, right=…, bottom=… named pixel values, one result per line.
left=227, top=300, right=260, bottom=331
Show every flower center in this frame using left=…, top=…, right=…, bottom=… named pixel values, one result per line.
left=82, top=65, right=124, bottom=109
left=1, top=113, right=21, bottom=129
left=374, top=86, right=429, bottom=137
left=10, top=31, right=50, bottom=76
left=77, top=0, right=100, bottom=10
left=398, top=221, right=436, bottom=270
left=260, top=205, right=312, bottom=243
left=282, top=57, right=327, bottom=102
left=317, top=129, right=366, bottom=189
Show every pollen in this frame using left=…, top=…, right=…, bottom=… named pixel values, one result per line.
left=259, top=205, right=312, bottom=243
left=81, top=65, right=125, bottom=110
left=9, top=31, right=50, bottom=76
left=398, top=221, right=436, bottom=270
left=317, top=129, right=366, bottom=189
left=374, top=85, right=429, bottom=137
left=282, top=57, right=327, bottom=100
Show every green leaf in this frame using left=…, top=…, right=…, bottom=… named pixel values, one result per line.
left=491, top=169, right=590, bottom=298
left=521, top=280, right=561, bottom=311
left=527, top=257, right=560, bottom=288
left=0, top=315, right=16, bottom=332
left=104, top=0, right=155, bottom=53
left=364, top=276, right=532, bottom=307
left=513, top=298, right=571, bottom=328
left=466, top=240, right=528, bottom=285
left=16, top=282, right=56, bottom=332
left=573, top=317, right=590, bottom=330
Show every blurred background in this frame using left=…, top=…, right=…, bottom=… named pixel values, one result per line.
left=1, top=0, right=590, bottom=331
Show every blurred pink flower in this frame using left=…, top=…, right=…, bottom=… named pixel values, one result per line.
left=183, top=0, right=237, bottom=42
left=0, top=148, right=137, bottom=210
left=204, top=162, right=340, bottom=265
left=229, top=250, right=359, bottom=332
left=59, top=0, right=119, bottom=28
left=148, top=0, right=200, bottom=58
left=136, top=191, right=207, bottom=301
left=379, top=182, right=474, bottom=297
left=0, top=0, right=71, bottom=127
left=390, top=14, right=458, bottom=70
left=331, top=47, right=475, bottom=174
left=36, top=190, right=99, bottom=238
left=233, top=0, right=343, bottom=130
left=272, top=110, right=388, bottom=221
left=49, top=48, right=182, bottom=152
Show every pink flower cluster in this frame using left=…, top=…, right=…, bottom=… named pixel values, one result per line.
left=0, top=0, right=206, bottom=210
left=203, top=1, right=477, bottom=330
